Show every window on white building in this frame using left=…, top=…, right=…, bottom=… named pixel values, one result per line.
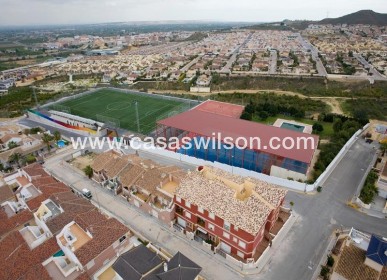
left=185, top=212, right=191, bottom=219
left=224, top=221, right=230, bottom=231
left=198, top=207, right=204, bottom=213
left=223, top=232, right=230, bottom=239
left=176, top=197, right=181, bottom=203
left=208, top=212, right=215, bottom=220
left=185, top=201, right=191, bottom=208
left=233, top=237, right=238, bottom=243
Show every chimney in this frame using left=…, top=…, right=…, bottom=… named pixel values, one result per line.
left=163, top=262, right=168, bottom=272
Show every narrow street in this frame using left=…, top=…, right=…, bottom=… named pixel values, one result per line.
left=44, top=137, right=387, bottom=280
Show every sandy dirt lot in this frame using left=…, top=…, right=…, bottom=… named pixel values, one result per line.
left=70, top=153, right=96, bottom=171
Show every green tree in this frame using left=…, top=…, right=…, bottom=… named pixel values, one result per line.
left=25, top=154, right=36, bottom=164
left=7, top=141, right=18, bottom=149
left=42, top=133, right=53, bottom=151
left=240, top=111, right=252, bottom=120
left=327, top=255, right=334, bottom=267
left=359, top=171, right=379, bottom=204
left=8, top=152, right=22, bottom=168
left=380, top=142, right=387, bottom=156
left=30, top=127, right=43, bottom=134
left=312, top=123, right=324, bottom=133
left=258, top=111, right=269, bottom=120
left=83, top=165, right=93, bottom=179
left=53, top=131, right=61, bottom=142
left=332, top=119, right=343, bottom=133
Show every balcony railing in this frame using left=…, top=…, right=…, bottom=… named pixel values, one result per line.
left=176, top=206, right=183, bottom=214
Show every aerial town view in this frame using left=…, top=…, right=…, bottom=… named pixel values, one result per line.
left=0, top=1, right=387, bottom=280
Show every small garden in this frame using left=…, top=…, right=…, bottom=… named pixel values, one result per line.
left=359, top=170, right=379, bottom=204
left=312, top=113, right=365, bottom=181
left=319, top=254, right=335, bottom=280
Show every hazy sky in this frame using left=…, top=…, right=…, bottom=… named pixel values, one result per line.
left=0, top=0, right=386, bottom=26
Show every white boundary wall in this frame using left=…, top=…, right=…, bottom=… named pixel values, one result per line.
left=27, top=110, right=107, bottom=137
left=313, top=123, right=369, bottom=188
left=131, top=123, right=369, bottom=192
left=131, top=139, right=311, bottom=192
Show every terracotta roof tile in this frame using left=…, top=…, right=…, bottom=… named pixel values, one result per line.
left=334, top=243, right=380, bottom=280
left=105, top=157, right=130, bottom=178
left=27, top=182, right=69, bottom=211
left=120, top=164, right=144, bottom=188
left=46, top=193, right=94, bottom=235
left=19, top=263, right=52, bottom=280
left=91, top=150, right=119, bottom=172
left=74, top=212, right=129, bottom=265
left=0, top=208, right=33, bottom=237
left=0, top=185, right=14, bottom=203
left=0, top=232, right=59, bottom=280
left=23, top=163, right=48, bottom=178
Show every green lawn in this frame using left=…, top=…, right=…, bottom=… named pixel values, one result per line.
left=252, top=114, right=334, bottom=139
left=51, top=89, right=189, bottom=134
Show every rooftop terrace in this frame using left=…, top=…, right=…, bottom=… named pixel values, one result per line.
left=175, top=166, right=287, bottom=235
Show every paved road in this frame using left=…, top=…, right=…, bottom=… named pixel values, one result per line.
left=220, top=34, right=252, bottom=74
left=269, top=50, right=277, bottom=75
left=44, top=152, right=243, bottom=280
left=258, top=138, right=386, bottom=280
left=181, top=54, right=203, bottom=72
left=299, top=34, right=327, bottom=77
left=43, top=137, right=386, bottom=280
left=354, top=53, right=387, bottom=81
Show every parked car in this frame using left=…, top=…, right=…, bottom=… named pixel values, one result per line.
left=82, top=188, right=92, bottom=199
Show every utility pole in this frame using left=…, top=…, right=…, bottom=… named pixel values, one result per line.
left=134, top=101, right=140, bottom=132
left=31, top=86, right=39, bottom=109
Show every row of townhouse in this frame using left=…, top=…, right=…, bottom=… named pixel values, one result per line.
left=0, top=163, right=131, bottom=279
left=91, top=150, right=186, bottom=225
left=88, top=150, right=290, bottom=263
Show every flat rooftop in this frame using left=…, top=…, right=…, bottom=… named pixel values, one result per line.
left=59, top=223, right=91, bottom=251
left=46, top=200, right=61, bottom=217
left=175, top=166, right=287, bottom=236
left=192, top=100, right=244, bottom=119
left=158, top=109, right=318, bottom=164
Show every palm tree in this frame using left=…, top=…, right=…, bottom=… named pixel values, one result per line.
left=8, top=152, right=22, bottom=168
left=53, top=131, right=61, bottom=142
left=42, top=133, right=53, bottom=152
left=7, top=141, right=18, bottom=150
left=83, top=165, right=93, bottom=179
left=380, top=142, right=387, bottom=156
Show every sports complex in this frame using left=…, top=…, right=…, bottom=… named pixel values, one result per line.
left=27, top=87, right=319, bottom=179
left=29, top=88, right=196, bottom=135
left=156, top=100, right=319, bottom=179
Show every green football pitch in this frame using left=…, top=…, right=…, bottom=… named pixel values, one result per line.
left=51, top=89, right=190, bottom=134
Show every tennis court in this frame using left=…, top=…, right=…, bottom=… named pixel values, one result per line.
left=50, top=88, right=191, bottom=134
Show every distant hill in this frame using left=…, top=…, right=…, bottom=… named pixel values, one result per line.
left=244, top=23, right=291, bottom=31
left=319, top=10, right=387, bottom=26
